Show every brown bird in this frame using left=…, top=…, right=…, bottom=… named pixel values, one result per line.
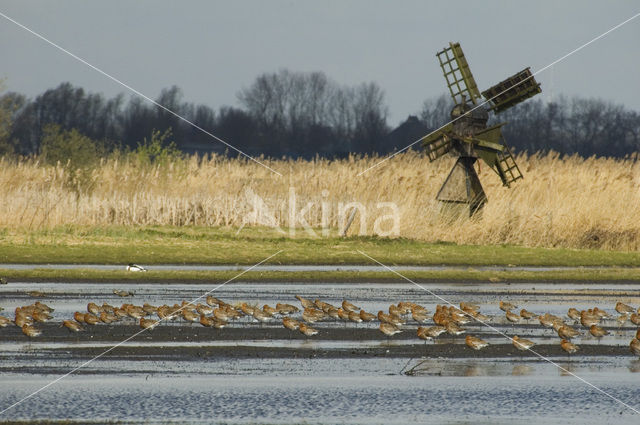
left=460, top=302, right=480, bottom=313
left=0, top=316, right=10, bottom=327
left=567, top=308, right=581, bottom=321
left=196, top=304, right=214, bottom=315
left=500, top=301, right=517, bottom=312
left=348, top=310, right=363, bottom=324
left=62, top=320, right=83, bottom=332
left=557, top=325, right=580, bottom=340
left=616, top=302, right=635, bottom=315
left=616, top=315, right=628, bottom=326
left=87, top=302, right=102, bottom=315
left=251, top=308, right=272, bottom=324
left=359, top=310, right=376, bottom=322
left=31, top=310, right=52, bottom=323
left=299, top=322, right=318, bottom=337
left=465, top=335, right=489, bottom=350
left=73, top=311, right=86, bottom=323
left=34, top=301, right=54, bottom=313
left=629, top=313, right=640, bottom=326
left=589, top=324, right=609, bottom=340
left=636, top=328, right=640, bottom=340
left=580, top=311, right=600, bottom=328
left=276, top=303, right=299, bottom=315
left=182, top=309, right=199, bottom=323
left=445, top=321, right=465, bottom=336
left=512, top=335, right=534, bottom=351
left=379, top=322, right=401, bottom=337
left=630, top=338, right=640, bottom=357
left=199, top=314, right=215, bottom=327
left=342, top=300, right=360, bottom=312
left=520, top=309, right=536, bottom=320
left=263, top=304, right=278, bottom=317
left=560, top=339, right=579, bottom=354
left=295, top=295, right=315, bottom=309
left=140, top=317, right=158, bottom=330
left=505, top=311, right=521, bottom=323
left=377, top=311, right=404, bottom=326
left=240, top=303, right=255, bottom=316
left=99, top=311, right=118, bottom=324
left=84, top=313, right=100, bottom=325
left=282, top=317, right=300, bottom=331
left=411, top=309, right=429, bottom=323
left=21, top=324, right=41, bottom=337
left=302, top=308, right=324, bottom=323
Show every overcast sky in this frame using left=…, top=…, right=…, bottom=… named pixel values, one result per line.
left=1, top=1, right=639, bottom=126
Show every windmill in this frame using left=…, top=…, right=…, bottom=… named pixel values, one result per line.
left=421, top=42, right=541, bottom=216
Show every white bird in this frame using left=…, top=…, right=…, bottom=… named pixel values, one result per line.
left=126, top=263, right=147, bottom=272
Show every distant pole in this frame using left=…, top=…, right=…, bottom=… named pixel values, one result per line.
left=340, top=207, right=358, bottom=237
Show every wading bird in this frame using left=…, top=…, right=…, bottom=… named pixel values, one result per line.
left=126, top=263, right=147, bottom=272
left=512, top=335, right=534, bottom=351
left=465, top=335, right=489, bottom=350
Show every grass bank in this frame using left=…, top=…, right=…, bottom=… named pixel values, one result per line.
left=0, top=225, right=639, bottom=268
left=3, top=267, right=640, bottom=284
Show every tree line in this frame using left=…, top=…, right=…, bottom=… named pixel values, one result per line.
left=1, top=69, right=639, bottom=159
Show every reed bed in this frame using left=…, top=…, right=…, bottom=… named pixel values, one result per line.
left=1, top=151, right=639, bottom=250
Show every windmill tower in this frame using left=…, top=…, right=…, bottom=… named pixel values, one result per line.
left=421, top=42, right=542, bottom=216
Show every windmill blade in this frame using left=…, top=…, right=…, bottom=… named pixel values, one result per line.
left=420, top=124, right=453, bottom=161
left=470, top=124, right=523, bottom=187
left=481, top=67, right=541, bottom=114
left=436, top=42, right=482, bottom=106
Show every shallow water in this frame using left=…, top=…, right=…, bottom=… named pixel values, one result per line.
left=1, top=281, right=640, bottom=424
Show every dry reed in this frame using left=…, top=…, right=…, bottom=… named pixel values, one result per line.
left=1, top=151, right=639, bottom=250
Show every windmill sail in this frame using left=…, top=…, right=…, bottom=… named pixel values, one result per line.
left=437, top=42, right=481, bottom=105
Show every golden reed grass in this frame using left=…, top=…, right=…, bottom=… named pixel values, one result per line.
left=1, top=151, right=639, bottom=250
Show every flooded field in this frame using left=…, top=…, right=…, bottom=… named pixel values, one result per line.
left=1, top=280, right=639, bottom=424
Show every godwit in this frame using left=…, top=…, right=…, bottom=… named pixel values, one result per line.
left=206, top=296, right=223, bottom=307
left=263, top=304, right=278, bottom=317
left=423, top=325, right=447, bottom=338
left=505, top=311, right=521, bottom=323
left=0, top=316, right=10, bottom=327
left=295, top=295, right=315, bottom=309
left=411, top=309, right=428, bottom=323
left=34, top=301, right=54, bottom=313
left=589, top=324, right=609, bottom=341
left=512, top=335, right=534, bottom=351
left=499, top=301, right=517, bottom=312
left=327, top=307, right=340, bottom=320
left=593, top=307, right=611, bottom=319
left=451, top=310, right=471, bottom=325
left=299, top=322, right=319, bottom=337
left=252, top=308, right=272, bottom=324
left=465, top=335, right=489, bottom=350
left=631, top=338, right=640, bottom=357
left=616, top=315, right=628, bottom=326
left=337, top=308, right=350, bottom=323
left=359, top=310, right=376, bottom=322
left=199, top=314, right=215, bottom=327
left=140, top=317, right=158, bottom=330
left=126, top=263, right=147, bottom=272
left=416, top=326, right=432, bottom=343
left=240, top=303, right=256, bottom=316
left=21, top=324, right=41, bottom=337
left=99, top=311, right=118, bottom=324
left=520, top=309, right=536, bottom=320
left=87, top=302, right=102, bottom=315
left=629, top=313, right=640, bottom=326
left=379, top=322, right=401, bottom=337
left=31, top=310, right=52, bottom=323
left=182, top=309, right=199, bottom=323
left=211, top=318, right=227, bottom=329
left=616, top=302, right=635, bottom=315
left=580, top=311, right=600, bottom=328
left=282, top=317, right=300, bottom=331
left=567, top=308, right=581, bottom=321
left=196, top=304, right=214, bottom=315
left=62, top=320, right=83, bottom=332
left=348, top=310, right=363, bottom=324
left=557, top=325, right=580, bottom=340
left=213, top=308, right=232, bottom=322
left=14, top=312, right=33, bottom=328
left=84, top=313, right=100, bottom=325
left=302, top=308, right=324, bottom=323
left=377, top=311, right=404, bottom=326
left=460, top=302, right=480, bottom=313
left=560, top=339, right=579, bottom=355
left=73, top=311, right=86, bottom=323
left=113, top=289, right=134, bottom=297
left=276, top=303, right=299, bottom=315
left=342, top=300, right=360, bottom=312
left=636, top=328, right=640, bottom=340
left=389, top=304, right=403, bottom=317
left=445, top=321, right=465, bottom=336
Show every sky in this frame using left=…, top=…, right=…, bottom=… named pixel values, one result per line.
left=0, top=1, right=639, bottom=126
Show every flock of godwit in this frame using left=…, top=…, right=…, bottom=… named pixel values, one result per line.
left=2, top=296, right=640, bottom=357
